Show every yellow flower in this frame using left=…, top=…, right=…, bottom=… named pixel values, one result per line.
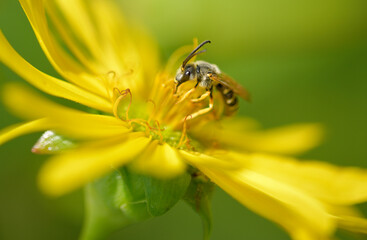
left=1, top=0, right=367, bottom=239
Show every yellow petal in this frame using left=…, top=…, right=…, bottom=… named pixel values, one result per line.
left=89, top=0, right=145, bottom=94
left=336, top=215, right=367, bottom=234
left=327, top=205, right=367, bottom=234
left=192, top=117, right=261, bottom=134
left=197, top=166, right=334, bottom=239
left=179, top=150, right=239, bottom=170
left=0, top=119, right=52, bottom=146
left=19, top=0, right=107, bottom=97
left=0, top=31, right=111, bottom=112
left=2, top=82, right=86, bottom=119
left=54, top=116, right=131, bottom=139
left=51, top=0, right=158, bottom=96
left=194, top=121, right=323, bottom=155
left=38, top=133, right=151, bottom=196
left=50, top=0, right=102, bottom=60
left=241, top=123, right=323, bottom=155
left=130, top=27, right=160, bottom=86
left=23, top=0, right=160, bottom=98
left=230, top=152, right=367, bottom=205
left=131, top=141, right=186, bottom=178
left=3, top=83, right=130, bottom=139
left=45, top=4, right=101, bottom=76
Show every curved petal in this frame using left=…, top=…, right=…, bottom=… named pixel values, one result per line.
left=179, top=150, right=239, bottom=170
left=88, top=0, right=147, bottom=94
left=3, top=83, right=130, bottom=139
left=229, top=153, right=367, bottom=205
left=2, top=83, right=90, bottom=119
left=193, top=120, right=323, bottom=155
left=51, top=114, right=131, bottom=139
left=0, top=31, right=111, bottom=112
left=48, top=0, right=160, bottom=96
left=337, top=216, right=367, bottom=234
left=239, top=124, right=324, bottom=155
left=197, top=166, right=334, bottom=239
left=0, top=119, right=52, bottom=146
left=19, top=0, right=107, bottom=97
left=49, top=0, right=102, bottom=60
left=38, top=133, right=151, bottom=196
left=131, top=141, right=186, bottom=178
left=326, top=205, right=367, bottom=234
left=44, top=2, right=100, bottom=75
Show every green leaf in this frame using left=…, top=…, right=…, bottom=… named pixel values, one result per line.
left=32, top=130, right=74, bottom=154
left=80, top=168, right=151, bottom=240
left=80, top=166, right=193, bottom=239
left=184, top=172, right=215, bottom=240
left=144, top=173, right=191, bottom=216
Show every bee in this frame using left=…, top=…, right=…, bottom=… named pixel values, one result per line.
left=175, top=40, right=250, bottom=119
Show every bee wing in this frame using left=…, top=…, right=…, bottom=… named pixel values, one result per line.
left=210, top=73, right=251, bottom=101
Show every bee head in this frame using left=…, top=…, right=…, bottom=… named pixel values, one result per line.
left=175, top=64, right=195, bottom=89
left=174, top=40, right=211, bottom=92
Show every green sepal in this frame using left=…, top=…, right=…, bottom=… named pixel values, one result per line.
left=143, top=173, right=191, bottom=216
left=80, top=168, right=150, bottom=240
left=80, top=168, right=192, bottom=239
left=32, top=130, right=74, bottom=154
left=183, top=172, right=215, bottom=240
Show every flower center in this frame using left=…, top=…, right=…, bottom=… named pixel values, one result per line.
left=110, top=72, right=210, bottom=150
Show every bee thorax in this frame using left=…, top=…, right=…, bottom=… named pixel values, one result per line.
left=198, top=78, right=212, bottom=89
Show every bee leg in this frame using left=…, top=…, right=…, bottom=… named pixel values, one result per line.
left=191, top=90, right=211, bottom=103
left=189, top=95, right=214, bottom=120
left=176, top=87, right=196, bottom=104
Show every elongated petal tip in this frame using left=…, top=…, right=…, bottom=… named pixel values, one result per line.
left=226, top=122, right=324, bottom=155
left=0, top=119, right=52, bottom=146
left=38, top=135, right=151, bottom=196
left=0, top=31, right=112, bottom=112
left=196, top=166, right=335, bottom=239
left=131, top=141, right=186, bottom=179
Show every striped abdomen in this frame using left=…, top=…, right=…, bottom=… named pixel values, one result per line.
left=216, top=83, right=239, bottom=116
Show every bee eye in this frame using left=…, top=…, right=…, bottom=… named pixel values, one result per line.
left=185, top=71, right=190, bottom=76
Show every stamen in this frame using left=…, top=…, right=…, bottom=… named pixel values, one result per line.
left=124, top=89, right=132, bottom=120
left=146, top=99, right=156, bottom=122
left=178, top=115, right=192, bottom=148
left=155, top=120, right=164, bottom=144
left=112, top=88, right=132, bottom=121
left=107, top=70, right=117, bottom=79
left=104, top=71, right=117, bottom=101
left=113, top=94, right=126, bottom=119
left=129, top=119, right=151, bottom=135
left=111, top=87, right=168, bottom=142
left=155, top=87, right=176, bottom=122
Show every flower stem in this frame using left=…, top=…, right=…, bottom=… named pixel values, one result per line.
left=79, top=183, right=134, bottom=240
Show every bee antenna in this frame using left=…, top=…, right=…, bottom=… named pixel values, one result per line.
left=192, top=49, right=207, bottom=57
left=182, top=40, right=211, bottom=69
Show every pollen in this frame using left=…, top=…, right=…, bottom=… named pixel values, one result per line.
left=111, top=76, right=205, bottom=151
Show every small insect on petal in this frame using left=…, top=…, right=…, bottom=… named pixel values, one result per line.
left=32, top=130, right=75, bottom=154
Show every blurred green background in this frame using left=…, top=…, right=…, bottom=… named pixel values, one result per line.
left=0, top=0, right=366, bottom=239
